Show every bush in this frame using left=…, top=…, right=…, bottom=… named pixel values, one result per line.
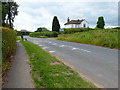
left=60, top=28, right=93, bottom=34
left=16, top=30, right=32, bottom=36
left=2, top=28, right=16, bottom=61
left=30, top=31, right=58, bottom=38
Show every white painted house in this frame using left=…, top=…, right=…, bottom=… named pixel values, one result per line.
left=64, top=17, right=89, bottom=28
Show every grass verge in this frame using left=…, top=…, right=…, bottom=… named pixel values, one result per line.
left=16, top=36, right=21, bottom=40
left=22, top=41, right=96, bottom=88
left=57, top=30, right=118, bottom=49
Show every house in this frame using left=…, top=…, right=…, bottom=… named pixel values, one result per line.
left=64, top=17, right=89, bottom=28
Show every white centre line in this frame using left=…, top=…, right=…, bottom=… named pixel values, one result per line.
left=48, top=41, right=52, bottom=43
left=52, top=43, right=57, bottom=45
left=49, top=51, right=55, bottom=53
left=43, top=47, right=48, bottom=49
left=79, top=49, right=91, bottom=52
left=59, top=45, right=65, bottom=47
left=39, top=45, right=43, bottom=46
left=35, top=43, right=39, bottom=44
left=72, top=48, right=79, bottom=50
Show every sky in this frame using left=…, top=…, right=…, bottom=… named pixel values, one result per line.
left=14, top=0, right=118, bottom=31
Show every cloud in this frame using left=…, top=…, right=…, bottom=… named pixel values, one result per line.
left=14, top=1, right=118, bottom=31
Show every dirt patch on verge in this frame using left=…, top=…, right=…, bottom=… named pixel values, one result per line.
left=53, top=73, right=59, bottom=76
left=31, top=53, right=35, bottom=58
left=55, top=57, right=74, bottom=69
left=34, top=73, right=42, bottom=81
left=62, top=72, right=73, bottom=75
left=50, top=62, right=61, bottom=65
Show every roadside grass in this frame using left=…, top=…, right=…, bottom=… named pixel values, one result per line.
left=16, top=36, right=21, bottom=40
left=57, top=29, right=118, bottom=49
left=22, top=41, right=96, bottom=88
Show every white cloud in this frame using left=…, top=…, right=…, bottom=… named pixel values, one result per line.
left=14, top=1, right=118, bottom=31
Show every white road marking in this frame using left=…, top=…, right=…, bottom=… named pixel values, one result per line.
left=43, top=47, right=48, bottom=49
left=52, top=43, right=57, bottom=45
left=49, top=51, right=55, bottom=53
left=68, top=45, right=91, bottom=52
left=72, top=48, right=79, bottom=50
left=48, top=41, right=52, bottom=43
left=39, top=45, right=43, bottom=46
left=59, top=45, right=65, bottom=47
left=79, top=49, right=91, bottom=52
left=35, top=43, right=39, bottom=44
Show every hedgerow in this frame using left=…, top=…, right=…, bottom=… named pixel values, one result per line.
left=60, top=28, right=94, bottom=34
left=2, top=28, right=16, bottom=61
left=30, top=31, right=58, bottom=38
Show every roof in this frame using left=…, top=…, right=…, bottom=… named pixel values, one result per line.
left=64, top=19, right=85, bottom=25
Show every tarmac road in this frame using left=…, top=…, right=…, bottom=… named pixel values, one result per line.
left=26, top=36, right=118, bottom=88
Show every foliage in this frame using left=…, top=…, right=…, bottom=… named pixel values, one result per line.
left=52, top=16, right=60, bottom=32
left=2, top=1, right=19, bottom=28
left=112, top=27, right=120, bottom=30
left=96, top=16, right=105, bottom=28
left=30, top=31, right=59, bottom=38
left=35, top=27, right=49, bottom=32
left=16, top=36, right=21, bottom=40
left=58, top=29, right=119, bottom=49
left=60, top=28, right=93, bottom=34
left=16, top=30, right=32, bottom=36
left=2, top=28, right=16, bottom=61
left=22, top=41, right=96, bottom=88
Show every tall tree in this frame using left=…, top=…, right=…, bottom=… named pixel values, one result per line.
left=96, top=16, right=105, bottom=28
left=52, top=16, right=60, bottom=32
left=2, top=0, right=19, bottom=29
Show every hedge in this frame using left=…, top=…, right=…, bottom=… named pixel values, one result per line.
left=16, top=30, right=32, bottom=36
left=30, top=31, right=58, bottom=38
left=60, top=28, right=93, bottom=34
left=2, top=27, right=16, bottom=61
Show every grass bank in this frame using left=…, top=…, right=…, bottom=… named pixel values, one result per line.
left=22, top=41, right=96, bottom=88
left=57, top=29, right=118, bottom=49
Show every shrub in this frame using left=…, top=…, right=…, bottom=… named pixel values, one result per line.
left=30, top=31, right=58, bottom=38
left=16, top=30, right=32, bottom=36
left=60, top=28, right=93, bottom=34
left=2, top=28, right=16, bottom=61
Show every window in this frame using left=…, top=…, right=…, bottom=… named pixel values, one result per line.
left=83, top=24, right=86, bottom=27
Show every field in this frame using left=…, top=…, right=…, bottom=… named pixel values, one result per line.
left=22, top=41, right=96, bottom=88
left=57, top=29, right=119, bottom=49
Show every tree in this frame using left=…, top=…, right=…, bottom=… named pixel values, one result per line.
left=35, top=27, right=49, bottom=32
left=96, top=16, right=105, bottom=28
left=2, top=1, right=19, bottom=29
left=42, top=27, right=49, bottom=31
left=52, top=16, right=60, bottom=32
left=35, top=27, right=42, bottom=32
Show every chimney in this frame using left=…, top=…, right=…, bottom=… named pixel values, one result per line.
left=67, top=17, right=70, bottom=23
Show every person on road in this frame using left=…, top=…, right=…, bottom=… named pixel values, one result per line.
left=21, top=34, right=24, bottom=41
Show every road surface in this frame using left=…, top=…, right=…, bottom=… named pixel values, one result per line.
left=26, top=36, right=118, bottom=88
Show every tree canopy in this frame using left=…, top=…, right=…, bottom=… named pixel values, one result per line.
left=96, top=16, right=105, bottom=28
left=2, top=0, right=19, bottom=29
left=35, top=27, right=49, bottom=32
left=52, top=16, right=60, bottom=32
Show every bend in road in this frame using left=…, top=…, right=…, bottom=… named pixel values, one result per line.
left=25, top=36, right=118, bottom=88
